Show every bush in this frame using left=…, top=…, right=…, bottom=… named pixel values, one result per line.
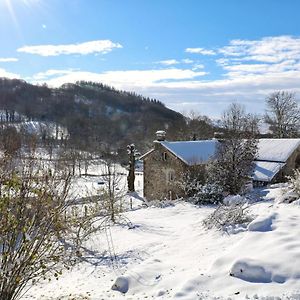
left=288, top=169, right=300, bottom=197
left=187, top=183, right=224, bottom=205
left=203, top=203, right=252, bottom=230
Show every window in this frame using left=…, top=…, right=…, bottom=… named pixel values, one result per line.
left=167, top=170, right=175, bottom=182
left=162, top=152, right=168, bottom=161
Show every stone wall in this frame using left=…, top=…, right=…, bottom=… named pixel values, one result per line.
left=143, top=142, right=300, bottom=198
left=143, top=142, right=188, bottom=200
left=278, top=146, right=300, bottom=180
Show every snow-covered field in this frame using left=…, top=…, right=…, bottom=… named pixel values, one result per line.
left=23, top=184, right=300, bottom=300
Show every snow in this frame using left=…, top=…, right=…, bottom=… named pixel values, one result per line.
left=247, top=212, right=278, bottom=232
left=23, top=184, right=300, bottom=299
left=160, top=140, right=217, bottom=165
left=223, top=194, right=247, bottom=205
left=253, top=161, right=286, bottom=182
left=10, top=121, right=68, bottom=140
left=230, top=259, right=275, bottom=283
left=111, top=276, right=129, bottom=293
left=256, top=138, right=300, bottom=162
left=145, top=139, right=300, bottom=180
left=158, top=139, right=300, bottom=183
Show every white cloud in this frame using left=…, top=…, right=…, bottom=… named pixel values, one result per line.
left=157, top=58, right=195, bottom=65
left=192, top=64, right=205, bottom=70
left=25, top=35, right=300, bottom=116
left=32, top=69, right=77, bottom=80
left=0, top=68, right=20, bottom=79
left=157, top=59, right=180, bottom=66
left=219, top=36, right=300, bottom=63
left=0, top=58, right=18, bottom=62
left=17, top=40, right=123, bottom=56
left=33, top=68, right=207, bottom=88
left=185, top=47, right=216, bottom=55
left=31, top=66, right=300, bottom=117
left=182, top=58, right=194, bottom=64
left=217, top=36, right=300, bottom=80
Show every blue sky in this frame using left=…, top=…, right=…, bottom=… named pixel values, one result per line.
left=1, top=0, right=300, bottom=117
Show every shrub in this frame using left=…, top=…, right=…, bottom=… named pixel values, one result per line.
left=288, top=169, right=300, bottom=197
left=203, top=203, right=252, bottom=230
left=188, top=183, right=224, bottom=205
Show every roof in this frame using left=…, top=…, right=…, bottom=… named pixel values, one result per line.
left=139, top=148, right=155, bottom=160
left=252, top=161, right=286, bottom=182
left=256, top=139, right=300, bottom=163
left=161, top=140, right=217, bottom=165
left=140, top=138, right=300, bottom=182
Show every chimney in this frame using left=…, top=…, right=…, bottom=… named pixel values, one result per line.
left=155, top=130, right=166, bottom=141
left=213, top=132, right=224, bottom=140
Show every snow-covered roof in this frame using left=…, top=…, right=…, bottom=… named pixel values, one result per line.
left=140, top=139, right=300, bottom=181
left=161, top=140, right=217, bottom=165
left=252, top=161, right=286, bottom=182
left=257, top=139, right=300, bottom=163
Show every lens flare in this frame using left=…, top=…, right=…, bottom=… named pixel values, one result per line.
left=4, top=0, right=19, bottom=28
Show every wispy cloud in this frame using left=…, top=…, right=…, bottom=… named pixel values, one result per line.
left=217, top=36, right=300, bottom=79
left=0, top=57, right=18, bottom=62
left=0, top=68, right=20, bottom=79
left=219, top=36, right=300, bottom=63
left=32, top=68, right=207, bottom=88
left=17, top=40, right=123, bottom=56
left=24, top=35, right=300, bottom=116
left=31, top=69, right=77, bottom=80
left=192, top=64, right=205, bottom=70
left=185, top=47, right=216, bottom=55
left=182, top=58, right=194, bottom=64
left=157, top=58, right=194, bottom=66
left=30, top=65, right=300, bottom=116
left=157, top=59, right=180, bottom=66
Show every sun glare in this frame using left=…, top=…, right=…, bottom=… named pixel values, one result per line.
left=2, top=0, right=41, bottom=33
left=4, top=0, right=19, bottom=27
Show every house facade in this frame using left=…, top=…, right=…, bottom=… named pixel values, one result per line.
left=141, top=131, right=300, bottom=200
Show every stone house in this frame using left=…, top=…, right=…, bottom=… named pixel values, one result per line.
left=140, top=131, right=300, bottom=200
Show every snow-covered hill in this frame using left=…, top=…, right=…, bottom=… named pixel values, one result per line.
left=23, top=185, right=300, bottom=299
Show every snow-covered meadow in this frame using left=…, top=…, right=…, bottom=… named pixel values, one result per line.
left=22, top=181, right=300, bottom=300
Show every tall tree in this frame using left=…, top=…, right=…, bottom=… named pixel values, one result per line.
left=208, top=103, right=258, bottom=195
left=265, top=91, right=300, bottom=138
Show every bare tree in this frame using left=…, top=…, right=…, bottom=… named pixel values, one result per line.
left=222, top=103, right=260, bottom=138
left=265, top=91, right=300, bottom=138
left=0, top=152, right=73, bottom=300
left=127, top=144, right=140, bottom=192
left=101, top=157, right=126, bottom=223
left=207, top=103, right=258, bottom=195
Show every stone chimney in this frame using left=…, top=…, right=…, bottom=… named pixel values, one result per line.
left=213, top=131, right=224, bottom=140
left=155, top=130, right=166, bottom=141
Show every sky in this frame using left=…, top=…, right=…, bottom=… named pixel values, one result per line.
left=1, top=0, right=300, bottom=117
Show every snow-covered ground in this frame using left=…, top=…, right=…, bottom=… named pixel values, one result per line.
left=23, top=184, right=300, bottom=299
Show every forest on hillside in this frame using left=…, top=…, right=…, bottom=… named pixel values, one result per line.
left=0, top=78, right=216, bottom=161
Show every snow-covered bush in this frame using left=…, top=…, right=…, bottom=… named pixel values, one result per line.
left=223, top=194, right=248, bottom=206
left=189, top=183, right=224, bottom=205
left=203, top=204, right=252, bottom=230
left=279, top=170, right=300, bottom=203
left=288, top=169, right=300, bottom=197
left=147, top=199, right=176, bottom=208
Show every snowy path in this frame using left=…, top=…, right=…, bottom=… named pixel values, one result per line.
left=24, top=188, right=300, bottom=299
